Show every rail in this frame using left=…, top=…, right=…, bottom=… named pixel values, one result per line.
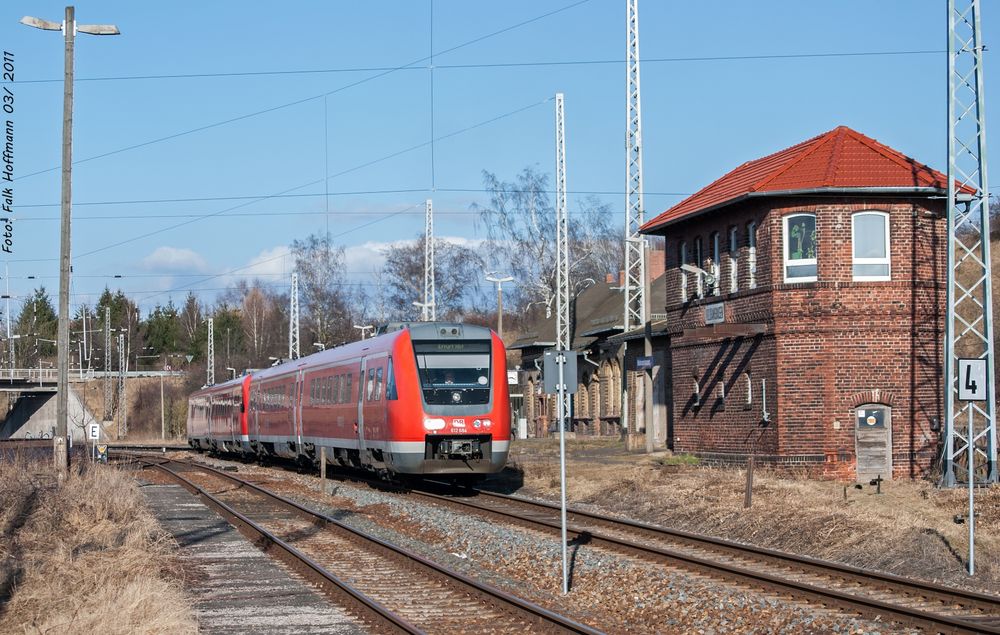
left=131, top=456, right=603, bottom=635
left=406, top=481, right=1000, bottom=634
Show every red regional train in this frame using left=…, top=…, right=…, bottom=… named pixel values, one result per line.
left=187, top=322, right=511, bottom=476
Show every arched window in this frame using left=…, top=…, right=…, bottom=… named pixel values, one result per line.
left=783, top=213, right=817, bottom=282
left=852, top=211, right=890, bottom=280
left=744, top=372, right=753, bottom=409
left=747, top=220, right=758, bottom=289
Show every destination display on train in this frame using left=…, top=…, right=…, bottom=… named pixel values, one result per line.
left=413, top=341, right=491, bottom=354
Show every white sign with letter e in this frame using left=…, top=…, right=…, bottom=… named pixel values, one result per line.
left=958, top=358, right=988, bottom=401
left=87, top=422, right=100, bottom=441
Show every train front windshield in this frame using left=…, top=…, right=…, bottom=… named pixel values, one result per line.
left=413, top=341, right=491, bottom=405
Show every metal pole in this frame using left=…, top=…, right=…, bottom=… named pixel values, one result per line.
left=496, top=282, right=504, bottom=340
left=160, top=373, right=165, bottom=440
left=969, top=405, right=975, bottom=575
left=557, top=351, right=568, bottom=595
left=320, top=446, right=327, bottom=492
left=54, top=5, right=76, bottom=479
left=643, top=241, right=654, bottom=453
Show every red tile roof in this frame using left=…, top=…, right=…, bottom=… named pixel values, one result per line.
left=642, top=126, right=967, bottom=232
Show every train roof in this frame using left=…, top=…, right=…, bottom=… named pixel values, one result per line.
left=190, top=373, right=249, bottom=397
left=249, top=322, right=496, bottom=384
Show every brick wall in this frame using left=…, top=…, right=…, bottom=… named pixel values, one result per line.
left=654, top=196, right=945, bottom=479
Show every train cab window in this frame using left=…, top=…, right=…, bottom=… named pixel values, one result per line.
left=375, top=367, right=383, bottom=401
left=366, top=368, right=375, bottom=401
left=413, top=340, right=492, bottom=405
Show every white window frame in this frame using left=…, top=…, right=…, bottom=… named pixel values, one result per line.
left=747, top=220, right=757, bottom=289
left=783, top=213, right=817, bottom=283
left=744, top=372, right=753, bottom=408
left=728, top=226, right=738, bottom=293
left=679, top=240, right=688, bottom=301
left=851, top=211, right=891, bottom=281
left=694, top=236, right=704, bottom=298
left=710, top=231, right=721, bottom=296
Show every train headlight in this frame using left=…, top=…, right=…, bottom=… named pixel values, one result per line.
left=451, top=391, right=462, bottom=403
left=423, top=418, right=446, bottom=431
left=473, top=419, right=482, bottom=428
left=483, top=419, right=492, bottom=427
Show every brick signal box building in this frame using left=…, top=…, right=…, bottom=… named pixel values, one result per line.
left=641, top=126, right=953, bottom=480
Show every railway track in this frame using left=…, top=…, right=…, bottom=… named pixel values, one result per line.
left=394, top=478, right=1000, bottom=635
left=133, top=456, right=602, bottom=635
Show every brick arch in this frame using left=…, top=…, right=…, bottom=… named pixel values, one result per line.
left=847, top=389, right=896, bottom=408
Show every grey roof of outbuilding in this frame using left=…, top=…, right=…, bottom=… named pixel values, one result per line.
left=509, top=275, right=666, bottom=351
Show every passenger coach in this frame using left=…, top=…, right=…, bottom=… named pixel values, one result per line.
left=187, top=322, right=511, bottom=476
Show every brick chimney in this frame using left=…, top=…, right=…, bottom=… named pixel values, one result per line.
left=648, top=247, right=666, bottom=281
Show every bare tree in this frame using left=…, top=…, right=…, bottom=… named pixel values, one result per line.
left=474, top=166, right=623, bottom=314
left=381, top=235, right=488, bottom=321
left=240, top=282, right=282, bottom=362
left=291, top=232, right=354, bottom=347
left=179, top=292, right=202, bottom=354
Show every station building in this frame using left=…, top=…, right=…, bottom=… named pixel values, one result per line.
left=640, top=126, right=953, bottom=480
left=509, top=258, right=665, bottom=441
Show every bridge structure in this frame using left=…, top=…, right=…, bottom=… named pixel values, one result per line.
left=0, top=369, right=185, bottom=440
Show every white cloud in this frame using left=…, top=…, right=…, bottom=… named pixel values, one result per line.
left=343, top=235, right=485, bottom=277
left=241, top=245, right=292, bottom=278
left=140, top=246, right=210, bottom=274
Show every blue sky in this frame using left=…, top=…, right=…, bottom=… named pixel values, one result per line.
left=1, top=1, right=997, bottom=315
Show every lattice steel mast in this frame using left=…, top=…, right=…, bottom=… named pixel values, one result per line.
left=103, top=306, right=111, bottom=420
left=206, top=317, right=215, bottom=386
left=624, top=0, right=646, bottom=333
left=289, top=272, right=300, bottom=360
left=555, top=92, right=571, bottom=421
left=117, top=333, right=126, bottom=438
left=423, top=199, right=436, bottom=321
left=944, top=0, right=997, bottom=485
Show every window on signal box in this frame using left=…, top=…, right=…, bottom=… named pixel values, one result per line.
left=783, top=213, right=817, bottom=282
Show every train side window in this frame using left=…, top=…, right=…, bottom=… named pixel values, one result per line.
left=366, top=368, right=375, bottom=401
left=375, top=367, right=383, bottom=401
left=386, top=358, right=397, bottom=400
left=331, top=376, right=339, bottom=404
left=345, top=374, right=353, bottom=403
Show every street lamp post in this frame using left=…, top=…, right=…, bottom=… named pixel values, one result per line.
left=21, top=6, right=119, bottom=479
left=353, top=324, right=374, bottom=340
left=484, top=273, right=514, bottom=340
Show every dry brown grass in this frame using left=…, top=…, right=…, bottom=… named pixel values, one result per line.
left=509, top=438, right=1000, bottom=593
left=0, top=456, right=197, bottom=634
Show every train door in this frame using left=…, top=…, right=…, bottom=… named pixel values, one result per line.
left=207, top=395, right=214, bottom=444
left=365, top=359, right=387, bottom=444
left=251, top=385, right=260, bottom=448
left=294, top=368, right=305, bottom=452
left=229, top=389, right=239, bottom=449
left=357, top=358, right=368, bottom=457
